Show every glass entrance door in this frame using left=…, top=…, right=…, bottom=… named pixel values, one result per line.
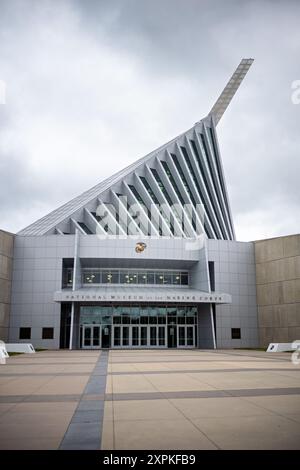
left=82, top=325, right=101, bottom=349
left=167, top=325, right=177, bottom=348
left=112, top=325, right=167, bottom=348
left=112, top=325, right=129, bottom=347
left=177, top=325, right=196, bottom=348
left=149, top=325, right=167, bottom=347
left=101, top=325, right=111, bottom=348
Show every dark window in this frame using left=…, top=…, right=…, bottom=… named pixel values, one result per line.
left=231, top=328, right=241, bottom=339
left=190, top=139, right=222, bottom=239
left=161, top=160, right=185, bottom=206
left=42, top=328, right=54, bottom=340
left=140, top=176, right=160, bottom=204
left=181, top=273, right=189, bottom=285
left=199, top=133, right=229, bottom=238
left=78, top=222, right=93, bottom=234
left=208, top=261, right=215, bottom=291
left=19, top=328, right=31, bottom=340
left=151, top=168, right=173, bottom=206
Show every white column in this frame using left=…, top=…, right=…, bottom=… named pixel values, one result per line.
left=69, top=229, right=79, bottom=350
left=210, top=304, right=217, bottom=349
left=69, top=302, right=75, bottom=350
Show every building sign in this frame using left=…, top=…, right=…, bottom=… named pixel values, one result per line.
left=54, top=290, right=231, bottom=304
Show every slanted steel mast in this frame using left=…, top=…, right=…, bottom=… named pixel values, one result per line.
left=209, top=58, right=254, bottom=125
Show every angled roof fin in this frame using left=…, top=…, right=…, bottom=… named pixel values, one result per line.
left=208, top=58, right=254, bottom=125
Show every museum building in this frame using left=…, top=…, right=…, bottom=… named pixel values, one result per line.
left=6, top=59, right=263, bottom=350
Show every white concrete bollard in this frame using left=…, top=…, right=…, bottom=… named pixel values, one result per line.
left=5, top=343, right=35, bottom=354
left=0, top=340, right=9, bottom=365
left=267, top=342, right=300, bottom=352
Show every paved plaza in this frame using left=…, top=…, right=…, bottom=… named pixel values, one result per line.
left=0, top=349, right=300, bottom=449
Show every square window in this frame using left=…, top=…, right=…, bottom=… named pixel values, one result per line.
left=147, top=273, right=155, bottom=284
left=42, top=327, right=54, bottom=340
left=156, top=273, right=164, bottom=284
left=120, top=271, right=129, bottom=283
left=19, top=327, right=31, bottom=340
left=231, top=328, right=241, bottom=339
left=138, top=273, right=147, bottom=284
left=181, top=273, right=189, bottom=285
left=121, top=314, right=130, bottom=324
left=163, top=273, right=172, bottom=284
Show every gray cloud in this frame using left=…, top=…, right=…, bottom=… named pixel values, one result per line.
left=0, top=0, right=299, bottom=240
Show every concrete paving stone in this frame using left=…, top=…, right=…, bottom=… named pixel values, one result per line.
left=0, top=403, right=16, bottom=415
left=0, top=395, right=26, bottom=403
left=108, top=375, right=158, bottom=394
left=110, top=364, right=145, bottom=373
left=93, top=370, right=108, bottom=376
left=6, top=361, right=98, bottom=366
left=0, top=372, right=91, bottom=377
left=238, top=361, right=297, bottom=370
left=283, top=414, right=300, bottom=424
left=85, top=383, right=105, bottom=394
left=105, top=377, right=113, bottom=394
left=82, top=394, right=105, bottom=401
left=109, top=367, right=300, bottom=376
left=58, top=350, right=107, bottom=449
left=0, top=376, right=52, bottom=395
left=105, top=392, right=162, bottom=401
left=105, top=390, right=227, bottom=401
left=23, top=394, right=81, bottom=402
left=104, top=388, right=300, bottom=402
left=267, top=369, right=300, bottom=379
left=0, top=437, right=61, bottom=450
left=144, top=373, right=216, bottom=392
left=109, top=399, right=184, bottom=421
left=2, top=349, right=300, bottom=450
left=226, top=387, right=300, bottom=397
left=33, top=376, right=89, bottom=395
left=113, top=418, right=218, bottom=450
left=77, top=400, right=104, bottom=411
left=13, top=401, right=78, bottom=413
left=192, top=414, right=300, bottom=449
left=169, top=397, right=274, bottom=419
left=162, top=361, right=240, bottom=370
left=72, top=410, right=103, bottom=423
left=30, top=364, right=95, bottom=374
left=0, top=410, right=74, bottom=426
left=129, top=363, right=174, bottom=372
left=243, top=394, right=300, bottom=415
left=103, top=401, right=113, bottom=421
left=60, top=422, right=101, bottom=449
left=187, top=371, right=300, bottom=390
left=0, top=421, right=70, bottom=439
left=0, top=365, right=45, bottom=374
left=86, top=376, right=107, bottom=386
left=59, top=442, right=100, bottom=450
left=101, top=419, right=114, bottom=449
left=0, top=376, right=20, bottom=385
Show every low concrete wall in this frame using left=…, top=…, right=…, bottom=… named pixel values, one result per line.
left=254, top=234, right=300, bottom=347
left=0, top=229, right=14, bottom=341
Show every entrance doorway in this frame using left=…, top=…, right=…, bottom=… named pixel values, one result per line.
left=78, top=304, right=198, bottom=349
left=101, top=325, right=111, bottom=348
left=167, top=325, right=177, bottom=348
left=177, top=325, right=196, bottom=347
left=112, top=325, right=167, bottom=348
left=82, top=325, right=100, bottom=348
left=81, top=324, right=111, bottom=349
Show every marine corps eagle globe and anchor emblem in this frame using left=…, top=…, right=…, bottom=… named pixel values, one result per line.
left=135, top=242, right=147, bottom=253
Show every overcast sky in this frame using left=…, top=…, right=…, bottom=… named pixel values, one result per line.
left=0, top=0, right=299, bottom=241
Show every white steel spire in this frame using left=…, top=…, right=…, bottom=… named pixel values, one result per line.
left=209, top=58, right=254, bottom=125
